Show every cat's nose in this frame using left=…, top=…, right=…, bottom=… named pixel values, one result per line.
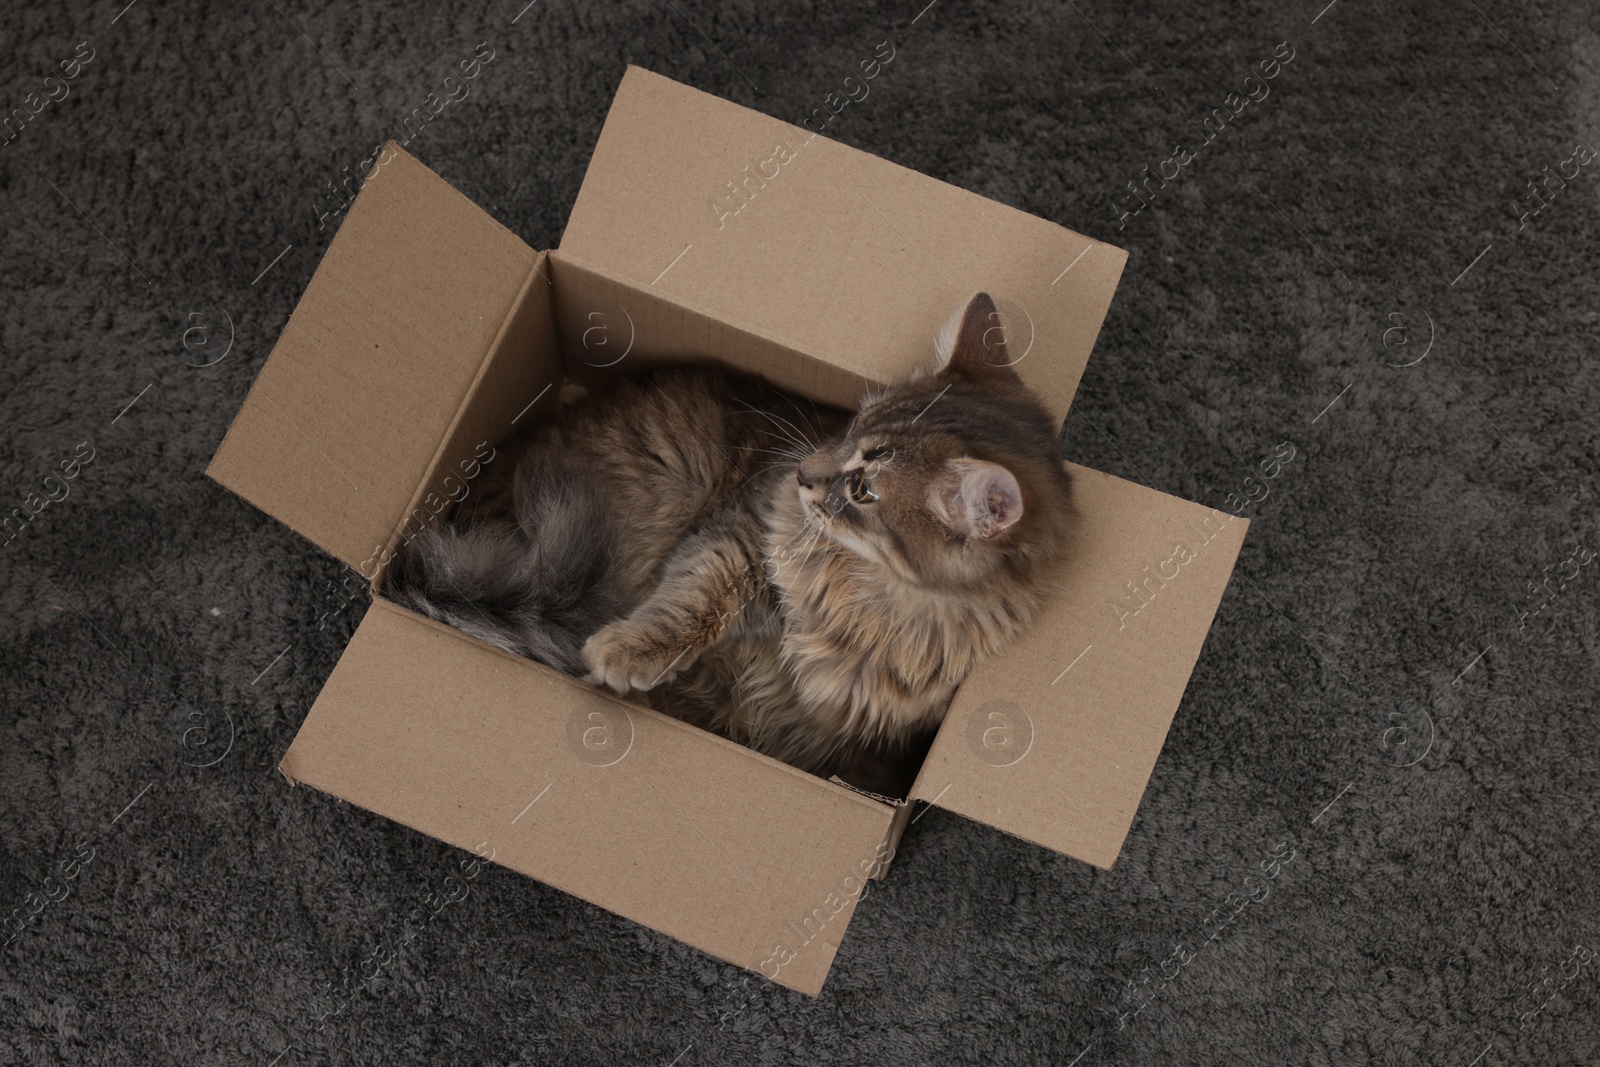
left=796, top=464, right=815, bottom=489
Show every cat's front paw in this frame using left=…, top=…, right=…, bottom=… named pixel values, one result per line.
left=582, top=620, right=689, bottom=693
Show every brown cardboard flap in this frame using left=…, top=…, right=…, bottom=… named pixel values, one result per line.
left=280, top=598, right=896, bottom=996
left=560, top=66, right=1126, bottom=421
left=910, top=466, right=1248, bottom=869
left=207, top=145, right=541, bottom=570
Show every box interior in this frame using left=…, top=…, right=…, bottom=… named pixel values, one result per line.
left=373, top=248, right=940, bottom=800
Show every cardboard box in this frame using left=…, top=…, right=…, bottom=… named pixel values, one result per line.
left=207, top=66, right=1247, bottom=996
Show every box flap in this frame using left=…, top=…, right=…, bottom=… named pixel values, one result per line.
left=910, top=466, right=1248, bottom=869
left=207, top=145, right=541, bottom=571
left=560, top=67, right=1125, bottom=421
left=280, top=598, right=896, bottom=996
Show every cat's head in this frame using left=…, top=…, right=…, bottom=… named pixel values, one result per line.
left=794, top=292, right=1074, bottom=587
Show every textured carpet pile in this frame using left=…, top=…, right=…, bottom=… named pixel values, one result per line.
left=2, top=1, right=1597, bottom=1063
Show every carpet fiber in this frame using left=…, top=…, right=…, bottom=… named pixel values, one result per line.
left=3, top=1, right=1598, bottom=1063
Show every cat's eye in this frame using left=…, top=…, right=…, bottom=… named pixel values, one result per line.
left=846, top=470, right=878, bottom=504
left=862, top=445, right=891, bottom=462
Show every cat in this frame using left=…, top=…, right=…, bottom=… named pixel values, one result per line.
left=383, top=292, right=1075, bottom=782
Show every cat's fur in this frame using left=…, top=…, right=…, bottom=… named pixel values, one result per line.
left=383, top=293, right=1075, bottom=779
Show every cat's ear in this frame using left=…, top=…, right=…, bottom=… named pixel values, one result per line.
left=932, top=459, right=1023, bottom=539
left=921, top=292, right=1013, bottom=379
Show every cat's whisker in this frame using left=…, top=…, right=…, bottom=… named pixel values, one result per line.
left=740, top=443, right=809, bottom=463
left=758, top=407, right=821, bottom=453
left=737, top=442, right=803, bottom=454
left=754, top=461, right=805, bottom=480
left=777, top=392, right=827, bottom=449
left=732, top=398, right=817, bottom=455
left=796, top=516, right=828, bottom=572
left=749, top=449, right=803, bottom=467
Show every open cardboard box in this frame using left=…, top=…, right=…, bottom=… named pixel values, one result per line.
left=208, top=66, right=1247, bottom=996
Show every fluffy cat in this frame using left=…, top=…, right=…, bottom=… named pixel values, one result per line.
left=383, top=293, right=1075, bottom=781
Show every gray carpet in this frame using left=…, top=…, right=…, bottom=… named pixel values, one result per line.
left=3, top=0, right=1598, bottom=1062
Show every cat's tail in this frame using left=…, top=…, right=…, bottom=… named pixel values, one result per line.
left=381, top=459, right=624, bottom=675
